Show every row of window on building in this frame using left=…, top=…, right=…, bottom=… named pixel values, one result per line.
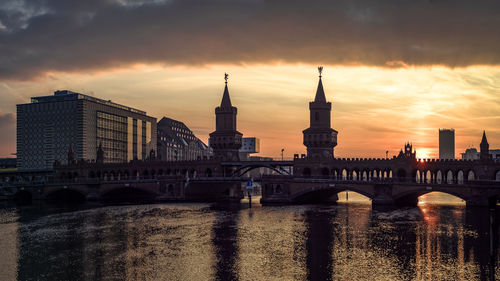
left=16, top=90, right=261, bottom=170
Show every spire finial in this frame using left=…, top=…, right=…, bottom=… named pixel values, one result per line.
left=224, top=72, right=228, bottom=84
left=318, top=66, right=323, bottom=78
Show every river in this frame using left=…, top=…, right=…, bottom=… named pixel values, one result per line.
left=0, top=193, right=498, bottom=281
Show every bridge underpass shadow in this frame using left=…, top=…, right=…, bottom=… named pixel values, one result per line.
left=396, top=191, right=466, bottom=207
left=294, top=189, right=372, bottom=205
left=293, top=189, right=340, bottom=204
left=45, top=189, right=86, bottom=205
left=101, top=187, right=156, bottom=204
left=14, top=190, right=33, bottom=204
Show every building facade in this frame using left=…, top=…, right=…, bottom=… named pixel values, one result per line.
left=239, top=137, right=260, bottom=160
left=461, top=148, right=479, bottom=160
left=17, top=90, right=156, bottom=170
left=157, top=117, right=211, bottom=161
left=439, top=129, right=455, bottom=159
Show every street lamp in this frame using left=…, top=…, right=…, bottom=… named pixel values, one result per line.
left=281, top=148, right=285, bottom=161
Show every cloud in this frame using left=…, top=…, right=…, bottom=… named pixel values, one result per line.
left=0, top=111, right=15, bottom=157
left=0, top=0, right=499, bottom=80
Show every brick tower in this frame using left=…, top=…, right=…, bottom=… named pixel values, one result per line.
left=303, top=67, right=338, bottom=159
left=209, top=73, right=243, bottom=161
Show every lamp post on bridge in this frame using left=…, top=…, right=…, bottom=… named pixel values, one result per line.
left=281, top=148, right=285, bottom=161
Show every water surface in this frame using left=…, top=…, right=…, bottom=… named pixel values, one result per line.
left=0, top=194, right=498, bottom=281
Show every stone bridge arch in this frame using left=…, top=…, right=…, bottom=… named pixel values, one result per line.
left=44, top=188, right=87, bottom=203
left=290, top=184, right=375, bottom=203
left=392, top=186, right=469, bottom=206
left=14, top=189, right=33, bottom=202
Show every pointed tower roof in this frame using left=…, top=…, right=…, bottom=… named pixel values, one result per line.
left=220, top=83, right=232, bottom=108
left=220, top=72, right=233, bottom=108
left=481, top=130, right=488, bottom=144
left=314, top=66, right=327, bottom=103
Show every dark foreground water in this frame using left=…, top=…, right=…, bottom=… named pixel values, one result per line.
left=0, top=194, right=499, bottom=281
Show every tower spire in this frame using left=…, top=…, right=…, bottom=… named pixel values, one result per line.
left=303, top=66, right=338, bottom=159
left=209, top=72, right=242, bottom=162
left=481, top=130, right=488, bottom=144
left=220, top=72, right=232, bottom=108
left=480, top=130, right=490, bottom=160
left=314, top=66, right=327, bottom=103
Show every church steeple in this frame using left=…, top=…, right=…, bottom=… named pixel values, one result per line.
left=480, top=130, right=490, bottom=160
left=481, top=130, right=488, bottom=144
left=303, top=67, right=338, bottom=159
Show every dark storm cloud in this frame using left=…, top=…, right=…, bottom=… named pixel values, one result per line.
left=1, top=0, right=499, bottom=80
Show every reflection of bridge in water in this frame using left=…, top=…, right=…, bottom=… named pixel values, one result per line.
left=3, top=69, right=500, bottom=207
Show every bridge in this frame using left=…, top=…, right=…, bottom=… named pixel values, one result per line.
left=4, top=69, right=500, bottom=207
left=261, top=176, right=500, bottom=207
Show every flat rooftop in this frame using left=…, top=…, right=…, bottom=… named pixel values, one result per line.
left=28, top=90, right=147, bottom=115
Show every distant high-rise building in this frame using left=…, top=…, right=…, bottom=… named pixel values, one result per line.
left=439, top=129, right=455, bottom=159
left=17, top=90, right=156, bottom=170
left=239, top=137, right=260, bottom=160
left=157, top=117, right=211, bottom=161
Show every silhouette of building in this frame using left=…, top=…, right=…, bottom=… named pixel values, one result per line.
left=303, top=67, right=338, bottom=159
left=397, top=142, right=417, bottom=159
left=157, top=117, right=211, bottom=161
left=209, top=74, right=243, bottom=161
left=439, top=129, right=455, bottom=159
left=239, top=137, right=260, bottom=160
left=460, top=131, right=499, bottom=160
left=480, top=130, right=490, bottom=160
left=461, top=148, right=479, bottom=160
left=17, top=90, right=156, bottom=170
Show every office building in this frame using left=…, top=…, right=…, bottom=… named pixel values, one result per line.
left=239, top=137, right=260, bottom=160
left=439, top=129, right=455, bottom=159
left=17, top=90, right=156, bottom=170
left=157, top=117, right=211, bottom=161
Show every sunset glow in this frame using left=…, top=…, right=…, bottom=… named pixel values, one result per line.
left=1, top=64, right=498, bottom=158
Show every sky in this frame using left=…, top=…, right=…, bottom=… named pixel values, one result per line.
left=0, top=0, right=499, bottom=159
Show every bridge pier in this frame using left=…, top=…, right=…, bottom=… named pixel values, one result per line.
left=371, top=184, right=397, bottom=206
left=466, top=196, right=496, bottom=208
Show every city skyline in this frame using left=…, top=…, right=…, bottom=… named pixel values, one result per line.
left=0, top=0, right=499, bottom=159
left=1, top=65, right=499, bottom=159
